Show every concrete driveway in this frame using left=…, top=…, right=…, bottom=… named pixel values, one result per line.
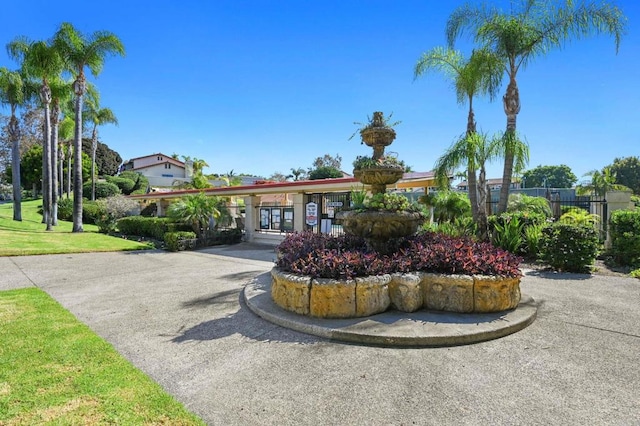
left=1, top=244, right=638, bottom=425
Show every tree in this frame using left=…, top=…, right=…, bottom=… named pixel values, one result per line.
left=268, top=172, right=291, bottom=182
left=8, top=37, right=65, bottom=230
left=521, top=164, right=577, bottom=188
left=577, top=168, right=629, bottom=197
left=447, top=0, right=627, bottom=213
left=308, top=166, right=343, bottom=180
left=290, top=167, right=307, bottom=181
left=606, top=156, right=640, bottom=195
left=420, top=190, right=471, bottom=224
left=415, top=47, right=503, bottom=229
left=167, top=192, right=222, bottom=238
left=308, top=153, right=343, bottom=180
left=54, top=22, right=125, bottom=232
left=84, top=95, right=118, bottom=200
left=0, top=68, right=26, bottom=221
left=312, top=153, right=342, bottom=170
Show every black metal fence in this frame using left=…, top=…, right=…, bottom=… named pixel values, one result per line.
left=305, top=192, right=351, bottom=236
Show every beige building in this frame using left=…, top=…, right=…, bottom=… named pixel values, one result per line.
left=121, top=153, right=191, bottom=187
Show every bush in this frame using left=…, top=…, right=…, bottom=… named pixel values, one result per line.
left=275, top=231, right=522, bottom=280
left=117, top=216, right=173, bottom=240
left=507, top=193, right=552, bottom=217
left=105, top=176, right=136, bottom=195
left=491, top=215, right=524, bottom=254
left=93, top=195, right=140, bottom=234
left=83, top=181, right=121, bottom=199
left=204, top=228, right=243, bottom=246
left=164, top=231, right=197, bottom=252
left=608, top=210, right=640, bottom=267
left=57, top=197, right=73, bottom=221
left=82, top=201, right=106, bottom=225
left=539, top=223, right=600, bottom=273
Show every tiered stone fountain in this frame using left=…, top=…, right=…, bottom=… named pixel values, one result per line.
left=336, top=111, right=425, bottom=253
left=268, top=112, right=525, bottom=320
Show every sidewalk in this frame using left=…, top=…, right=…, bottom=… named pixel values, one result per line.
left=1, top=244, right=638, bottom=425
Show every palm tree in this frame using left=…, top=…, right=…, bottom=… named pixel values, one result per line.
left=446, top=0, right=627, bottom=213
left=577, top=168, right=629, bottom=197
left=0, top=68, right=26, bottom=221
left=49, top=77, right=74, bottom=223
left=8, top=37, right=64, bottom=230
left=434, top=132, right=502, bottom=240
left=58, top=116, right=75, bottom=198
left=167, top=192, right=222, bottom=238
left=84, top=95, right=118, bottom=201
left=415, top=47, right=503, bottom=223
left=53, top=22, right=125, bottom=232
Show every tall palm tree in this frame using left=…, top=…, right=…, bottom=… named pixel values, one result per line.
left=49, top=77, right=74, bottom=224
left=446, top=0, right=627, bottom=213
left=415, top=47, right=503, bottom=223
left=7, top=37, right=64, bottom=230
left=84, top=95, right=118, bottom=201
left=0, top=68, right=26, bottom=221
left=53, top=22, right=124, bottom=232
left=58, top=116, right=75, bottom=199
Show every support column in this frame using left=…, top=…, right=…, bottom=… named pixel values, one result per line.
left=293, top=193, right=305, bottom=232
left=244, top=196, right=261, bottom=243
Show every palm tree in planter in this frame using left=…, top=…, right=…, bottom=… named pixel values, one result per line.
left=0, top=68, right=27, bottom=221
left=415, top=47, right=503, bottom=229
left=53, top=22, right=124, bottom=232
left=446, top=0, right=627, bottom=213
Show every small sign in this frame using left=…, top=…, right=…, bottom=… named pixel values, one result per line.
left=326, top=201, right=343, bottom=207
left=305, top=202, right=318, bottom=226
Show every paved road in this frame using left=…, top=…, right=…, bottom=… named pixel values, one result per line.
left=1, top=245, right=639, bottom=425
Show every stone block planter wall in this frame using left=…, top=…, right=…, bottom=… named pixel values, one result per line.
left=271, top=268, right=521, bottom=319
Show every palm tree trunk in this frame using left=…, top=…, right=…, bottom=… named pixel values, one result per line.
left=498, top=73, right=521, bottom=213
left=466, top=101, right=479, bottom=222
left=72, top=77, right=86, bottom=233
left=9, top=112, right=21, bottom=221
left=477, top=165, right=489, bottom=241
left=50, top=102, right=60, bottom=226
left=91, top=126, right=97, bottom=201
left=66, top=143, right=72, bottom=199
left=40, top=84, right=53, bottom=231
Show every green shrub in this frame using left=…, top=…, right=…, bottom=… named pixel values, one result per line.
left=82, top=201, right=106, bottom=225
left=523, top=222, right=546, bottom=259
left=164, top=231, right=197, bottom=252
left=117, top=216, right=173, bottom=240
left=539, top=223, right=600, bottom=273
left=630, top=268, right=640, bottom=279
left=608, top=210, right=640, bottom=267
left=507, top=193, right=552, bottom=217
left=105, top=176, right=136, bottom=195
left=57, top=197, right=73, bottom=221
left=491, top=215, right=524, bottom=254
left=83, top=181, right=121, bottom=199
left=205, top=228, right=243, bottom=246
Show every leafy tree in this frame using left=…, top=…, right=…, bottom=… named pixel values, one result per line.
left=54, top=22, right=125, bottom=232
left=268, top=172, right=291, bottom=182
left=447, top=0, right=627, bottom=213
left=0, top=68, right=27, bottom=220
left=118, top=170, right=149, bottom=194
left=312, top=153, right=342, bottom=170
left=522, top=164, right=577, bottom=188
left=308, top=166, right=343, bottom=180
left=606, top=156, right=640, bottom=195
left=80, top=138, right=122, bottom=177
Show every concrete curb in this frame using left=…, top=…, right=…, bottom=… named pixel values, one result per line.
left=244, top=272, right=538, bottom=347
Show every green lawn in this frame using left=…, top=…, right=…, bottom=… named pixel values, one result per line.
left=0, top=200, right=153, bottom=256
left=0, top=288, right=205, bottom=425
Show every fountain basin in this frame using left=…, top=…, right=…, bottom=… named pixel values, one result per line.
left=336, top=210, right=424, bottom=240
left=271, top=268, right=522, bottom=318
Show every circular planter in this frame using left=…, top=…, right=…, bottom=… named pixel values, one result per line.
left=271, top=268, right=522, bottom=319
left=354, top=167, right=404, bottom=187
left=336, top=210, right=424, bottom=240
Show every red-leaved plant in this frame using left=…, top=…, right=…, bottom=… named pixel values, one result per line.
left=275, top=231, right=522, bottom=280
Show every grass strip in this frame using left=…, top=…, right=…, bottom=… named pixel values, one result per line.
left=0, top=288, right=205, bottom=425
left=0, top=200, right=153, bottom=256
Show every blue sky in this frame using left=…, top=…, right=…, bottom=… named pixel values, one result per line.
left=1, top=0, right=638, bottom=183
